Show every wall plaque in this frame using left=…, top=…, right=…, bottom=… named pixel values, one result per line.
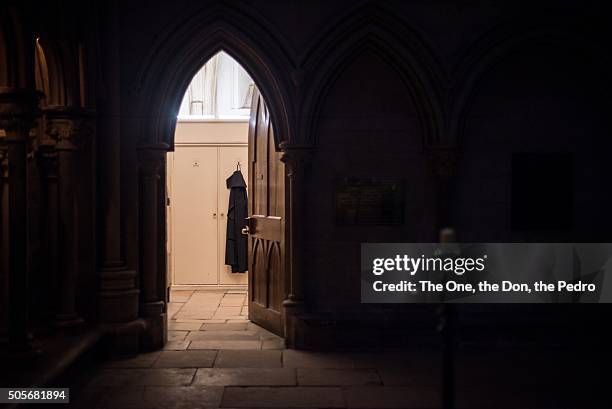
left=335, top=177, right=405, bottom=225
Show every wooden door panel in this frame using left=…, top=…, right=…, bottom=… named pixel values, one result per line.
left=268, top=241, right=283, bottom=312
left=249, top=216, right=281, bottom=308
left=253, top=100, right=269, bottom=216
left=251, top=238, right=266, bottom=305
left=249, top=215, right=281, bottom=236
left=267, top=127, right=284, bottom=217
left=247, top=88, right=285, bottom=336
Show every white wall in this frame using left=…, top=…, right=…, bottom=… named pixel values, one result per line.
left=174, top=121, right=248, bottom=144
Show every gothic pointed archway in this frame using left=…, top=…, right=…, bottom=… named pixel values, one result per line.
left=130, top=7, right=304, bottom=346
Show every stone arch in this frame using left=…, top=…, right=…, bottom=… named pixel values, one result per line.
left=300, top=3, right=444, bottom=146
left=34, top=40, right=50, bottom=101
left=0, top=6, right=35, bottom=89
left=132, top=3, right=295, bottom=148
left=36, top=36, right=86, bottom=108
left=449, top=20, right=612, bottom=241
left=33, top=38, right=63, bottom=107
left=130, top=5, right=302, bottom=347
left=449, top=21, right=612, bottom=147
left=0, top=10, right=10, bottom=87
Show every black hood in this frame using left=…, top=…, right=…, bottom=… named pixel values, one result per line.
left=226, top=170, right=247, bottom=189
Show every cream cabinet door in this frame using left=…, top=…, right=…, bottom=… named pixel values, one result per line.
left=172, top=146, right=218, bottom=284
left=218, top=146, right=249, bottom=285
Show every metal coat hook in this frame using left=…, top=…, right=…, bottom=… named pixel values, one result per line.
left=236, top=161, right=241, bottom=171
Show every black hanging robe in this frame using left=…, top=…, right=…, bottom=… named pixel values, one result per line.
left=225, top=170, right=248, bottom=273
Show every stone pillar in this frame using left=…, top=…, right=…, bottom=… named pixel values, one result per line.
left=279, top=142, right=312, bottom=347
left=97, top=124, right=140, bottom=327
left=44, top=107, right=93, bottom=327
left=426, top=145, right=458, bottom=234
left=0, top=143, right=9, bottom=335
left=37, top=140, right=59, bottom=326
left=0, top=87, right=41, bottom=351
left=96, top=1, right=141, bottom=348
left=138, top=143, right=168, bottom=349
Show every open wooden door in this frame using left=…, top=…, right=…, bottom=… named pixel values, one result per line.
left=246, top=88, right=285, bottom=336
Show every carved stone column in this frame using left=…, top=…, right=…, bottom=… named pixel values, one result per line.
left=138, top=143, right=168, bottom=349
left=426, top=145, right=458, bottom=234
left=0, top=87, right=41, bottom=351
left=44, top=107, right=93, bottom=327
left=279, top=142, right=312, bottom=346
left=0, top=143, right=9, bottom=335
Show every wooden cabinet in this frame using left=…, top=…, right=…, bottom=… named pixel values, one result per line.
left=169, top=144, right=248, bottom=287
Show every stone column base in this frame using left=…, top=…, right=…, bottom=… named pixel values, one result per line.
left=54, top=314, right=84, bottom=328
left=1, top=336, right=42, bottom=366
left=99, top=269, right=139, bottom=323
left=141, top=301, right=167, bottom=350
left=282, top=298, right=303, bottom=348
left=101, top=319, right=147, bottom=357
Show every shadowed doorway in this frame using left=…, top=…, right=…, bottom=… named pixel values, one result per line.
left=166, top=51, right=286, bottom=339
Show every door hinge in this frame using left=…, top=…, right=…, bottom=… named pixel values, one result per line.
left=166, top=197, right=171, bottom=206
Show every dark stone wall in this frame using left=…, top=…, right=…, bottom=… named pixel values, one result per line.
left=453, top=42, right=612, bottom=243
left=304, top=50, right=434, bottom=310
left=114, top=0, right=612, bottom=325
left=5, top=0, right=611, bottom=343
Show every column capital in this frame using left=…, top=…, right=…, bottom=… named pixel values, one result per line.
left=426, top=144, right=458, bottom=180
left=137, top=142, right=169, bottom=155
left=0, top=142, right=8, bottom=176
left=0, top=140, right=8, bottom=157
left=138, top=143, right=168, bottom=176
left=0, top=87, right=43, bottom=138
left=279, top=142, right=313, bottom=178
left=43, top=106, right=95, bottom=151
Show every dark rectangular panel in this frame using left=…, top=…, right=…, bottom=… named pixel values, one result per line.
left=511, top=153, right=574, bottom=230
left=335, top=177, right=406, bottom=225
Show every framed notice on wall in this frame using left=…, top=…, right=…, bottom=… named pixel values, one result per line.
left=335, top=177, right=406, bottom=225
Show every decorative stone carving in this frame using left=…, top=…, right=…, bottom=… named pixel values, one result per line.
left=0, top=142, right=8, bottom=178
left=44, top=107, right=94, bottom=149
left=0, top=88, right=42, bottom=137
left=280, top=143, right=313, bottom=181
left=42, top=107, right=95, bottom=328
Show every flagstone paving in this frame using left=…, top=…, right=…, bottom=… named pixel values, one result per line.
left=72, top=290, right=442, bottom=408
left=71, top=289, right=594, bottom=408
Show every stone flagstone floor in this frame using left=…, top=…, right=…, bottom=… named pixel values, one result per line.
left=70, top=290, right=604, bottom=409
left=163, top=290, right=286, bottom=351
